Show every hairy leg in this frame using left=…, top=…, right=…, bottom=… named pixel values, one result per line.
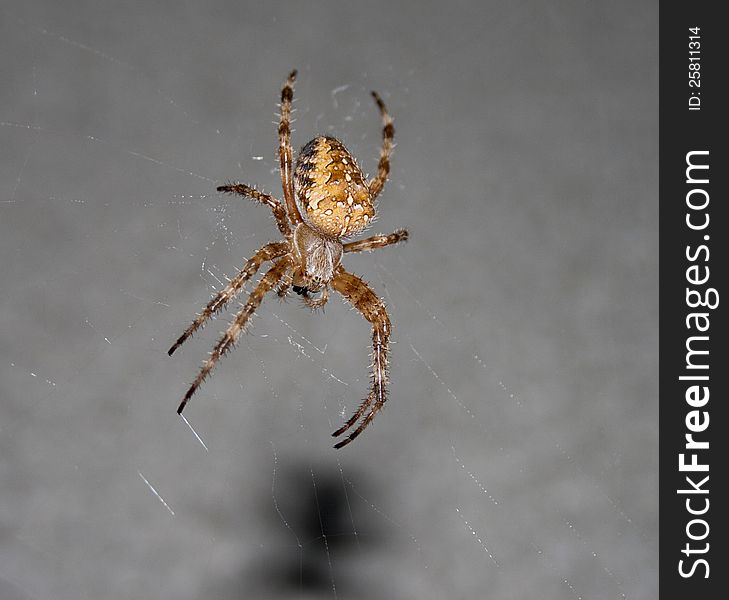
left=330, top=268, right=391, bottom=448
left=177, top=256, right=292, bottom=414
left=168, top=242, right=289, bottom=356
left=217, top=183, right=291, bottom=237
left=277, top=271, right=292, bottom=298
left=343, top=229, right=409, bottom=254
left=367, top=91, right=394, bottom=200
left=278, top=70, right=303, bottom=226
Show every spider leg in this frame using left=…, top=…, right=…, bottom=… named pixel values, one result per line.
left=343, top=229, right=409, bottom=254
left=277, top=271, right=292, bottom=298
left=217, top=183, right=291, bottom=237
left=332, top=395, right=374, bottom=441
left=177, top=256, right=292, bottom=414
left=168, top=242, right=289, bottom=356
left=330, top=268, right=391, bottom=448
left=278, top=69, right=303, bottom=226
left=367, top=91, right=394, bottom=200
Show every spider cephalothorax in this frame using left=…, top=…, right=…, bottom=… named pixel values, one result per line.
left=169, top=70, right=408, bottom=448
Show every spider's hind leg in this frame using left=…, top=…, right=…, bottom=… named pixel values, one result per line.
left=278, top=69, right=303, bottom=226
left=343, top=229, right=409, bottom=254
left=217, top=183, right=291, bottom=237
left=367, top=91, right=394, bottom=200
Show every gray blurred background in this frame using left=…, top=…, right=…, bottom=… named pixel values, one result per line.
left=1, top=1, right=657, bottom=598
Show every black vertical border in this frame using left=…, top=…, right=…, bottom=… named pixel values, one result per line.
left=660, top=2, right=727, bottom=595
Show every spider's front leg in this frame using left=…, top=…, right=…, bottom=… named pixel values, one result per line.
left=330, top=268, right=391, bottom=448
left=176, top=256, right=293, bottom=414
left=168, top=242, right=289, bottom=356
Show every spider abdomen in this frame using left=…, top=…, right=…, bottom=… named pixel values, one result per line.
left=294, top=136, right=375, bottom=239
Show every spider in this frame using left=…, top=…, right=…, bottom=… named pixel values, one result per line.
left=169, top=70, right=408, bottom=448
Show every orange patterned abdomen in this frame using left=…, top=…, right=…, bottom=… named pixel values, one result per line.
left=294, top=136, right=374, bottom=238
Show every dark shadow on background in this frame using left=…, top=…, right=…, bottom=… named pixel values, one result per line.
left=203, top=461, right=391, bottom=599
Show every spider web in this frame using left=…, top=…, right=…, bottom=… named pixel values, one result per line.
left=0, top=1, right=658, bottom=599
